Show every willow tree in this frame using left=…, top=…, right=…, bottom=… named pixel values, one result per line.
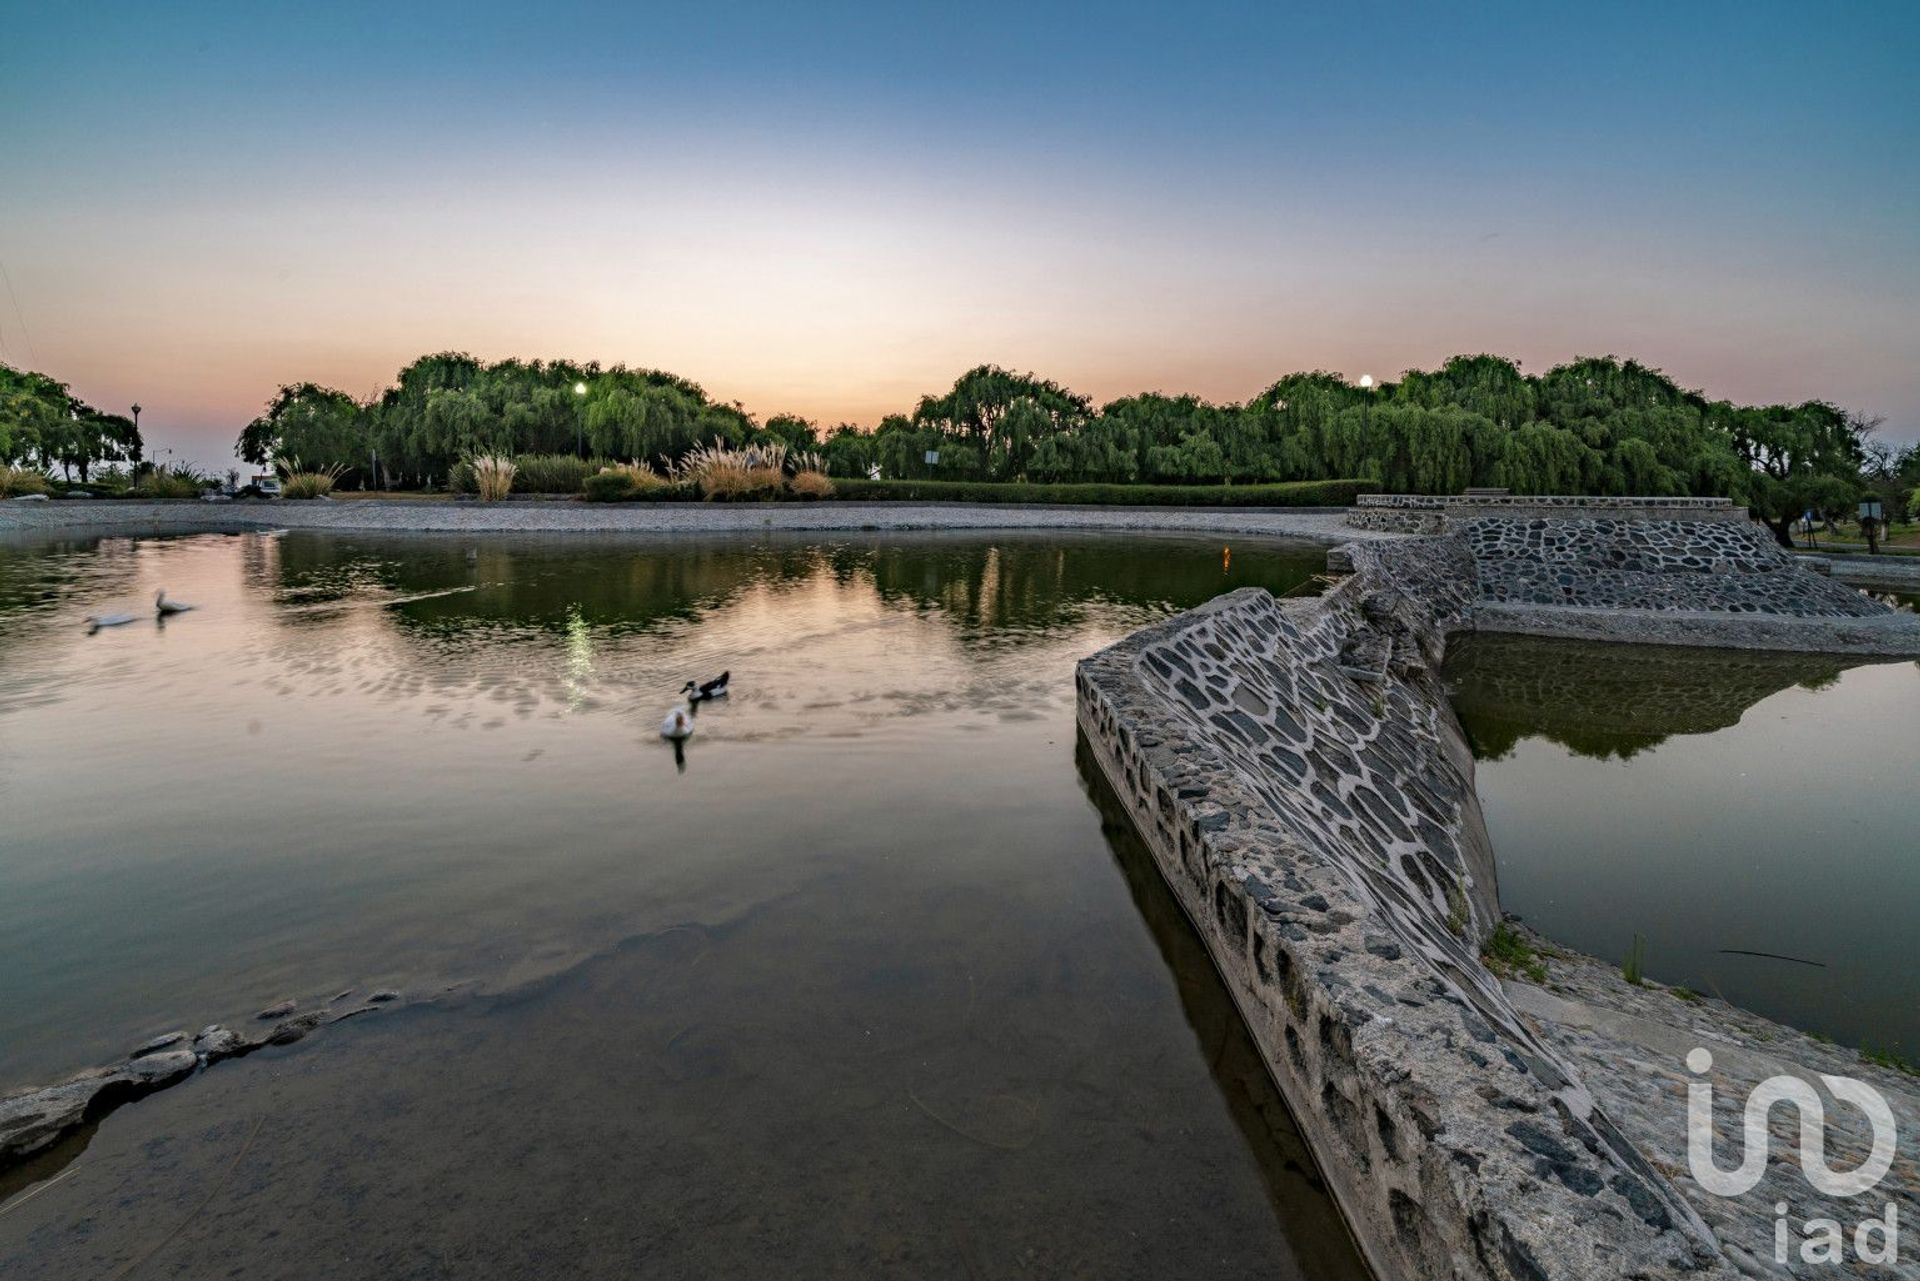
left=237, top=383, right=368, bottom=473
left=913, top=366, right=1092, bottom=480
left=1715, top=401, right=1867, bottom=546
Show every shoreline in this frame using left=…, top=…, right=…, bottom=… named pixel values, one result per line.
left=0, top=498, right=1391, bottom=543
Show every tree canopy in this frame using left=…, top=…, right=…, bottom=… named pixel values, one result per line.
left=0, top=362, right=144, bottom=481
left=14, top=350, right=1879, bottom=534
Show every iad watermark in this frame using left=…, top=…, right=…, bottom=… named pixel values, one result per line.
left=1686, top=1047, right=1902, bottom=1266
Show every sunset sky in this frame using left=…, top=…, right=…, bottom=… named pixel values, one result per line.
left=5, top=1, right=1917, bottom=468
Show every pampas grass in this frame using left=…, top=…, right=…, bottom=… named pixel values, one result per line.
left=670, top=439, right=824, bottom=500
left=0, top=466, right=48, bottom=497
left=789, top=469, right=834, bottom=498
left=468, top=454, right=516, bottom=502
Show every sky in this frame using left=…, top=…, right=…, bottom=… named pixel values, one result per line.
left=3, top=0, right=1918, bottom=469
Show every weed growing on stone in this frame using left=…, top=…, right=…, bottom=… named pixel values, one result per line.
left=1480, top=924, right=1547, bottom=983
left=1622, top=933, right=1647, bottom=986
left=1670, top=986, right=1701, bottom=1003
left=1862, top=1045, right=1920, bottom=1077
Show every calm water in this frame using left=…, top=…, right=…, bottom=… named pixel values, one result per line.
left=1448, top=634, right=1920, bottom=1056
left=0, top=529, right=1365, bottom=1279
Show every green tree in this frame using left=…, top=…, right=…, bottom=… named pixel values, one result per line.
left=913, top=366, right=1092, bottom=480
left=1716, top=401, right=1868, bottom=546
left=237, top=383, right=368, bottom=476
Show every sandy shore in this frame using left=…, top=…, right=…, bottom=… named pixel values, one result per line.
left=0, top=497, right=1391, bottom=542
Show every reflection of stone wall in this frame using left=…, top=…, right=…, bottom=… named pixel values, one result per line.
left=1077, top=539, right=1723, bottom=1281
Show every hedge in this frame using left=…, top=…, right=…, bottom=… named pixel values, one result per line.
left=820, top=478, right=1376, bottom=507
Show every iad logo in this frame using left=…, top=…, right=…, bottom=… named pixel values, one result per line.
left=1686, top=1047, right=1902, bottom=1266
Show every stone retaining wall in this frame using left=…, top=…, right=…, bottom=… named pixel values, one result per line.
left=1345, top=498, right=1920, bottom=653
left=1076, top=538, right=1727, bottom=1281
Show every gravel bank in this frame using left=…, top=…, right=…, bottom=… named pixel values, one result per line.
left=0, top=497, right=1393, bottom=542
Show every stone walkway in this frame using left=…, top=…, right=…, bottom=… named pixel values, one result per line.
left=0, top=497, right=1394, bottom=542
left=1506, top=926, right=1919, bottom=1280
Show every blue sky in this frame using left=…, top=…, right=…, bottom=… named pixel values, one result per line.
left=4, top=1, right=1916, bottom=465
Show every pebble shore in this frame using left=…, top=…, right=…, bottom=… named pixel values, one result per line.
left=0, top=497, right=1393, bottom=542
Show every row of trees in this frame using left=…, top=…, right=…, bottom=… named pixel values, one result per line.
left=7, top=350, right=1904, bottom=545
left=0, top=362, right=143, bottom=481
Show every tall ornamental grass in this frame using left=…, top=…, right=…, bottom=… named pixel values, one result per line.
left=468, top=454, right=516, bottom=502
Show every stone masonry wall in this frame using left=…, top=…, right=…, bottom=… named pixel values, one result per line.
left=1461, top=517, right=1886, bottom=618
left=1348, top=497, right=1920, bottom=652
left=1076, top=536, right=1728, bottom=1281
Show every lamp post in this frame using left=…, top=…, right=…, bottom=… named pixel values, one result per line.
left=574, top=381, right=588, bottom=458
left=130, top=403, right=142, bottom=481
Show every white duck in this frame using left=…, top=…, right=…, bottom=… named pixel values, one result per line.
left=155, top=589, right=195, bottom=616
left=84, top=612, right=138, bottom=634
left=660, top=705, right=695, bottom=741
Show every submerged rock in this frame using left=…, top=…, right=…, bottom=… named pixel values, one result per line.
left=1, top=1050, right=198, bottom=1165
left=255, top=999, right=296, bottom=1020
left=192, top=1024, right=244, bottom=1060
left=128, top=1031, right=187, bottom=1059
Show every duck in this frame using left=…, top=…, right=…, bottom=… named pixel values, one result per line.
left=84, top=612, right=138, bottom=634
left=681, top=671, right=730, bottom=703
left=155, top=589, right=194, bottom=616
left=660, top=705, right=695, bottom=740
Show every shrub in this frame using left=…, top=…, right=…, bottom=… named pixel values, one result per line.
left=135, top=465, right=207, bottom=499
left=581, top=462, right=672, bottom=502
left=468, top=455, right=516, bottom=502
left=448, top=460, right=476, bottom=494
left=280, top=473, right=336, bottom=499
left=790, top=470, right=834, bottom=498
left=0, top=467, right=49, bottom=497
left=582, top=470, right=637, bottom=502
left=823, top=478, right=1375, bottom=507
left=277, top=457, right=343, bottom=499
left=512, top=454, right=611, bottom=494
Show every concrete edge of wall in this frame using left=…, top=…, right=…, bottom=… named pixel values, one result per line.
left=1075, top=555, right=1733, bottom=1281
left=1472, top=601, right=1920, bottom=656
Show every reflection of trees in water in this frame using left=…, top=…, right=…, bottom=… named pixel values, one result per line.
left=246, top=533, right=1328, bottom=720
left=843, top=538, right=1321, bottom=639
left=1444, top=634, right=1855, bottom=761
left=0, top=533, right=149, bottom=625
left=269, top=532, right=1323, bottom=643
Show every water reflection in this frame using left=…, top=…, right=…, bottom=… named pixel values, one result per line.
left=0, top=528, right=1362, bottom=1277
left=1446, top=633, right=1853, bottom=760
left=1446, top=633, right=1920, bottom=1053
left=0, top=529, right=1322, bottom=1080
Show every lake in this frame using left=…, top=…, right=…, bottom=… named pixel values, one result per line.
left=1448, top=633, right=1920, bottom=1057
left=0, top=529, right=1364, bottom=1279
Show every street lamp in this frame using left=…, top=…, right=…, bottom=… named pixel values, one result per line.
left=573, top=381, right=588, bottom=457
left=130, top=403, right=142, bottom=480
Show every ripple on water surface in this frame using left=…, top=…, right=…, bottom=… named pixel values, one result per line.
left=0, top=528, right=1361, bottom=1279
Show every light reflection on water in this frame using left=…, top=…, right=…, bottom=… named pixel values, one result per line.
left=0, top=528, right=1364, bottom=1278
left=1447, top=634, right=1920, bottom=1054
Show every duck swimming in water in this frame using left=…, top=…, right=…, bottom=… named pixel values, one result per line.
left=84, top=612, right=138, bottom=634
left=681, top=671, right=729, bottom=703
left=155, top=589, right=194, bottom=616
left=660, top=705, right=695, bottom=740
